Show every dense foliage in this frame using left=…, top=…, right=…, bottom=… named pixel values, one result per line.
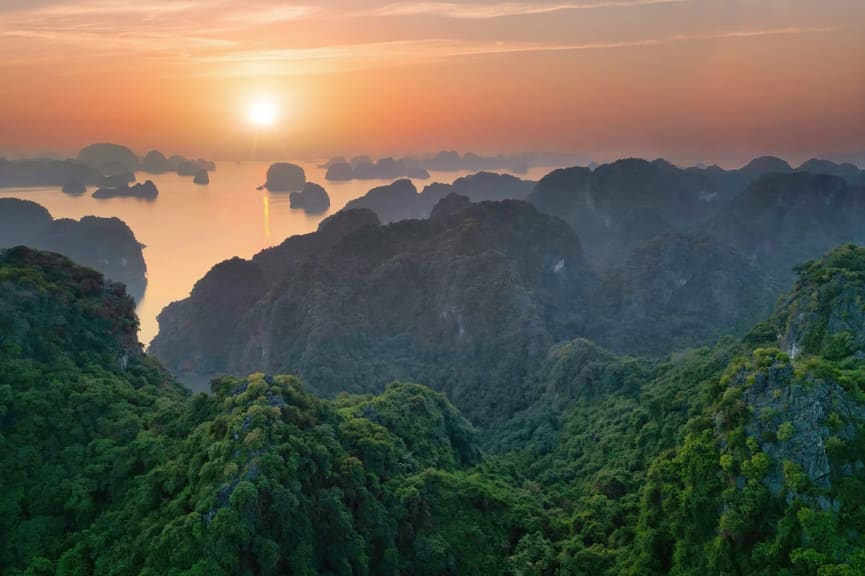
left=0, top=248, right=537, bottom=574
left=5, top=243, right=865, bottom=574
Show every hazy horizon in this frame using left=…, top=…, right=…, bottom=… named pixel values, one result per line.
left=2, top=0, right=863, bottom=167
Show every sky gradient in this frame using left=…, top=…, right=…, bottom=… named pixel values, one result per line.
left=1, top=0, right=863, bottom=165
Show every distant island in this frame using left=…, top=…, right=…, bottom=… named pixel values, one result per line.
left=61, top=179, right=87, bottom=195
left=290, top=182, right=330, bottom=213
left=342, top=171, right=536, bottom=222
left=78, top=143, right=215, bottom=177
left=92, top=180, right=158, bottom=199
left=193, top=169, right=210, bottom=185
left=263, top=162, right=306, bottom=191
left=0, top=157, right=105, bottom=188
left=0, top=197, right=147, bottom=300
left=78, top=142, right=139, bottom=175
left=140, top=149, right=215, bottom=175
left=325, top=157, right=430, bottom=181
left=0, top=142, right=216, bottom=190
left=320, top=150, right=588, bottom=180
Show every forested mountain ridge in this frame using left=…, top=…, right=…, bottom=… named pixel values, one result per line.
left=152, top=196, right=590, bottom=424
left=151, top=158, right=865, bottom=399
left=0, top=247, right=538, bottom=575
left=526, top=158, right=865, bottom=268
left=0, top=247, right=186, bottom=572
left=484, top=245, right=865, bottom=574
left=152, top=192, right=781, bottom=414
left=6, top=245, right=865, bottom=574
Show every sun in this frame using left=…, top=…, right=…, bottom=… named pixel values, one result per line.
left=247, top=98, right=279, bottom=127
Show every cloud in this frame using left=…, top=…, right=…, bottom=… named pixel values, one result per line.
left=0, top=1, right=319, bottom=44
left=186, top=25, right=839, bottom=77
left=377, top=0, right=690, bottom=19
left=221, top=5, right=321, bottom=24
left=17, top=1, right=209, bottom=18
left=0, top=0, right=840, bottom=79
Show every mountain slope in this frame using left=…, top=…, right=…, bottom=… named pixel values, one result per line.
left=595, top=232, right=778, bottom=355
left=526, top=158, right=746, bottom=263
left=0, top=198, right=147, bottom=300
left=5, top=243, right=865, bottom=574
left=707, top=172, right=865, bottom=284
left=486, top=245, right=865, bottom=575
left=153, top=193, right=782, bottom=405
left=0, top=247, right=538, bottom=575
left=153, top=196, right=589, bottom=424
left=342, top=172, right=535, bottom=223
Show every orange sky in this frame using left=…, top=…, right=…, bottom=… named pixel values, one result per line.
left=1, top=0, right=863, bottom=166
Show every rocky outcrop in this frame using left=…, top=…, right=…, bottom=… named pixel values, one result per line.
left=193, top=169, right=209, bottom=185
left=92, top=180, right=158, bottom=200
left=141, top=150, right=171, bottom=173
left=77, top=143, right=139, bottom=175
left=61, top=179, right=86, bottom=195
left=736, top=358, right=865, bottom=496
left=761, top=244, right=865, bottom=360
left=325, top=162, right=353, bottom=181
left=264, top=162, right=305, bottom=191
left=342, top=179, right=422, bottom=222
left=289, top=182, right=330, bottom=213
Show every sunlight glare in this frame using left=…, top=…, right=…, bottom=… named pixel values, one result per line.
left=247, top=98, right=279, bottom=127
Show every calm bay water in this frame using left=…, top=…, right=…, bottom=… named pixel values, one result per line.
left=1, top=162, right=552, bottom=346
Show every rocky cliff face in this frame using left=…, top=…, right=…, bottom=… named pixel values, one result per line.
left=760, top=245, right=865, bottom=361
left=736, top=358, right=865, bottom=498
left=732, top=247, right=865, bottom=502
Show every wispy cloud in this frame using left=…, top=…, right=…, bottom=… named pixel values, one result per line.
left=377, top=0, right=690, bottom=19
left=188, top=25, right=839, bottom=77
left=0, top=0, right=841, bottom=79
left=17, top=1, right=210, bottom=18
left=0, top=0, right=318, bottom=50
left=221, top=5, right=321, bottom=24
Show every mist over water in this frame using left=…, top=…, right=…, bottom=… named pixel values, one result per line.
left=0, top=162, right=551, bottom=345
